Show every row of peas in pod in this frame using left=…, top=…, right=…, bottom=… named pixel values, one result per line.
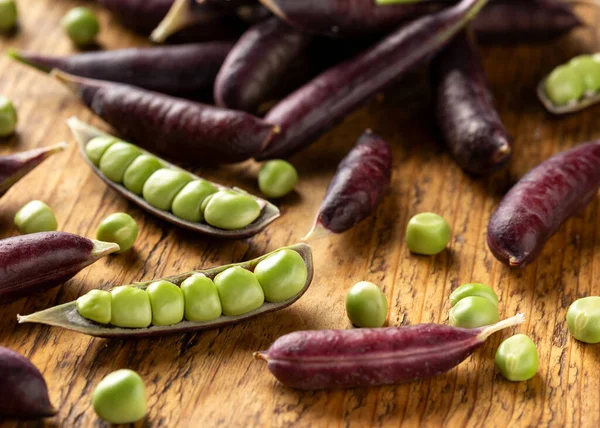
left=86, top=136, right=262, bottom=230
left=76, top=248, right=308, bottom=327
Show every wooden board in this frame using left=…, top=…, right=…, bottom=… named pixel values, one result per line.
left=0, top=1, right=599, bottom=427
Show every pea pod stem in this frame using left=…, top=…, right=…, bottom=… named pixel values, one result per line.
left=18, top=243, right=313, bottom=338
left=151, top=0, right=223, bottom=42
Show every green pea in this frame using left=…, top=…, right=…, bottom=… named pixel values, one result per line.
left=495, top=334, right=539, bottom=381
left=254, top=249, right=307, bottom=303
left=0, top=0, right=17, bottom=33
left=122, top=155, right=163, bottom=195
left=85, top=136, right=118, bottom=166
left=566, top=296, right=600, bottom=344
left=110, top=286, right=151, bottom=328
left=146, top=280, right=184, bottom=326
left=258, top=160, right=298, bottom=198
left=0, top=96, right=17, bottom=137
left=544, top=64, right=584, bottom=106
left=449, top=283, right=498, bottom=308
left=142, top=168, right=193, bottom=211
left=449, top=296, right=499, bottom=328
left=99, top=142, right=142, bottom=183
left=61, top=7, right=100, bottom=47
left=345, top=281, right=388, bottom=328
left=213, top=266, right=264, bottom=316
left=569, top=55, right=600, bottom=93
left=405, top=212, right=451, bottom=255
left=96, top=213, right=138, bottom=253
left=93, top=369, right=147, bottom=424
left=171, top=180, right=218, bottom=222
left=14, top=200, right=58, bottom=234
left=204, top=190, right=261, bottom=230
left=181, top=273, right=222, bottom=322
left=76, top=289, right=111, bottom=324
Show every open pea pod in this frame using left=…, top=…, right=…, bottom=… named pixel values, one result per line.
left=67, top=116, right=280, bottom=238
left=17, top=243, right=313, bottom=338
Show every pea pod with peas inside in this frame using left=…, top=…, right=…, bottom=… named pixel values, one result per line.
left=17, top=243, right=313, bottom=338
left=67, top=117, right=280, bottom=238
left=538, top=54, right=600, bottom=114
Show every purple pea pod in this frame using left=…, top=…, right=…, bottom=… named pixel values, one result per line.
left=9, top=43, right=234, bottom=99
left=255, top=314, right=525, bottom=389
left=0, top=232, right=119, bottom=303
left=215, top=17, right=312, bottom=113
left=487, top=141, right=600, bottom=268
left=304, top=130, right=392, bottom=240
left=0, top=346, right=56, bottom=419
left=52, top=71, right=277, bottom=165
left=0, top=144, right=66, bottom=197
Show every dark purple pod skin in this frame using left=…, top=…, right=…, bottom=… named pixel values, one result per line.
left=255, top=314, right=524, bottom=389
left=0, top=232, right=119, bottom=303
left=215, top=17, right=312, bottom=113
left=97, top=0, right=241, bottom=41
left=259, top=0, right=445, bottom=38
left=256, top=0, right=488, bottom=160
left=431, top=30, right=511, bottom=175
left=53, top=71, right=277, bottom=165
left=9, top=43, right=234, bottom=99
left=0, top=346, right=56, bottom=419
left=306, top=130, right=391, bottom=238
left=487, top=142, right=600, bottom=268
left=0, top=144, right=66, bottom=197
left=472, top=0, right=582, bottom=44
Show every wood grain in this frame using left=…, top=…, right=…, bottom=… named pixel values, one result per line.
left=0, top=1, right=599, bottom=427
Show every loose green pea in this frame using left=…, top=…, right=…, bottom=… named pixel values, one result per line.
left=146, top=280, right=184, bottom=326
left=495, top=334, right=539, bottom=381
left=93, top=369, right=147, bottom=424
left=122, top=155, right=163, bottom=195
left=110, top=286, right=151, bottom=328
left=449, top=296, right=499, bottom=328
left=213, top=266, right=264, bottom=316
left=61, top=7, right=100, bottom=47
left=171, top=180, right=218, bottom=222
left=254, top=249, right=307, bottom=303
left=258, top=160, right=298, bottom=198
left=0, top=96, right=17, bottom=137
left=449, top=283, right=498, bottom=308
left=204, top=190, right=261, bottom=230
left=76, top=289, right=111, bottom=324
left=142, top=168, right=193, bottom=211
left=99, top=142, right=142, bottom=183
left=569, top=55, right=600, bottom=93
left=14, top=200, right=58, bottom=234
left=545, top=64, right=584, bottom=106
left=85, top=136, right=118, bottom=166
left=345, top=281, right=388, bottom=328
left=181, top=273, right=222, bottom=322
left=96, top=213, right=138, bottom=253
left=0, top=0, right=17, bottom=33
left=567, top=296, right=600, bottom=344
left=405, top=212, right=451, bottom=255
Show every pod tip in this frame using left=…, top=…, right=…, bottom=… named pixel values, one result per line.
left=91, top=240, right=121, bottom=257
left=253, top=351, right=268, bottom=361
left=50, top=142, right=69, bottom=153
left=301, top=221, right=330, bottom=242
left=150, top=0, right=194, bottom=43
left=6, top=48, right=19, bottom=61
left=508, top=256, right=521, bottom=267
left=477, top=313, right=525, bottom=341
left=16, top=314, right=27, bottom=324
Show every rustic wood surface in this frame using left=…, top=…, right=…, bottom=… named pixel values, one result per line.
left=0, top=1, right=599, bottom=427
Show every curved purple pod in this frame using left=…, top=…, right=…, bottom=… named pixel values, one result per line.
left=215, top=17, right=312, bottom=113
left=256, top=0, right=489, bottom=160
left=258, top=0, right=444, bottom=38
left=0, top=347, right=56, bottom=419
left=52, top=71, right=277, bottom=165
left=9, top=42, right=234, bottom=99
left=431, top=30, right=511, bottom=175
left=304, top=130, right=392, bottom=239
left=0, top=232, right=119, bottom=303
left=472, top=0, right=582, bottom=44
left=487, top=141, right=600, bottom=268
left=255, top=314, right=524, bottom=389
